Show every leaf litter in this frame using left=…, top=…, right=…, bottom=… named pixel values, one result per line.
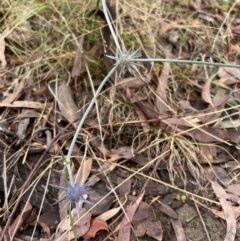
left=1, top=0, right=240, bottom=241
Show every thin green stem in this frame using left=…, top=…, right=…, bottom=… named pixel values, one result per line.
left=102, top=0, right=121, bottom=52
left=132, top=58, right=240, bottom=68
left=66, top=66, right=118, bottom=168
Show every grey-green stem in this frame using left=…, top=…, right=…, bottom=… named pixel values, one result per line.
left=66, top=66, right=118, bottom=171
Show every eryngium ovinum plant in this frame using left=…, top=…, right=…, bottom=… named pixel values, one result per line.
left=50, top=0, right=240, bottom=221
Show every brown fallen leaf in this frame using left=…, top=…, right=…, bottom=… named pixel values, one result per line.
left=38, top=207, right=60, bottom=233
left=162, top=117, right=201, bottom=128
left=188, top=127, right=240, bottom=144
left=225, top=184, right=240, bottom=197
left=134, top=219, right=163, bottom=241
left=117, top=192, right=145, bottom=241
left=130, top=155, right=149, bottom=166
left=202, top=88, right=227, bottom=123
left=178, top=100, right=200, bottom=112
left=160, top=18, right=184, bottom=33
left=83, top=219, right=108, bottom=239
left=9, top=202, right=32, bottom=237
left=217, top=67, right=240, bottom=85
left=158, top=201, right=178, bottom=219
left=86, top=188, right=114, bottom=216
left=199, top=145, right=215, bottom=164
left=134, top=100, right=159, bottom=122
left=205, top=204, right=240, bottom=220
left=224, top=67, right=240, bottom=80
left=57, top=80, right=105, bottom=131
left=215, top=119, right=240, bottom=129
left=211, top=181, right=236, bottom=241
left=133, top=102, right=149, bottom=130
left=129, top=196, right=163, bottom=240
left=116, top=76, right=150, bottom=89
left=117, top=176, right=131, bottom=195
left=125, top=88, right=150, bottom=130
left=57, top=80, right=81, bottom=127
left=108, top=146, right=134, bottom=162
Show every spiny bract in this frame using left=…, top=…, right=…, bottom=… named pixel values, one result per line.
left=105, top=39, right=142, bottom=79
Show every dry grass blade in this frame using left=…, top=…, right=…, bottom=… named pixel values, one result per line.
left=0, top=101, right=45, bottom=109
left=71, top=35, right=84, bottom=78
left=0, top=33, right=7, bottom=70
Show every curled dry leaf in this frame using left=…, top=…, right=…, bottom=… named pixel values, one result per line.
left=38, top=221, right=51, bottom=237
left=202, top=74, right=214, bottom=106
left=83, top=219, right=108, bottom=239
left=134, top=100, right=159, bottom=122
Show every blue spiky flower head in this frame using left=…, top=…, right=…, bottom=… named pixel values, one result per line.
left=50, top=177, right=93, bottom=218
